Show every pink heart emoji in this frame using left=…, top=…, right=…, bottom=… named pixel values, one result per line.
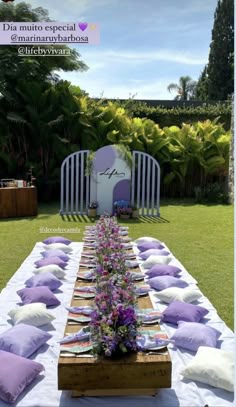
left=78, top=22, right=88, bottom=31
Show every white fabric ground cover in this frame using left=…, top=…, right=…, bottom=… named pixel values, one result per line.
left=0, top=241, right=234, bottom=407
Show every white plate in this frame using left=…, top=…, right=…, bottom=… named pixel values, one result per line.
left=144, top=345, right=167, bottom=351
left=79, top=263, right=97, bottom=268
left=74, top=293, right=95, bottom=299
left=142, top=319, right=160, bottom=325
left=132, top=276, right=144, bottom=281
left=77, top=273, right=95, bottom=281
left=136, top=291, right=149, bottom=296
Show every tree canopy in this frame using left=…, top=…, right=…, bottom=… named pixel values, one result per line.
left=196, top=0, right=234, bottom=100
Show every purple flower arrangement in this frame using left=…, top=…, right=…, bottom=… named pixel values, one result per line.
left=88, top=215, right=139, bottom=357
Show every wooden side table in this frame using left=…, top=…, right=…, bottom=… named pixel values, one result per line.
left=0, top=187, right=38, bottom=218
left=16, top=187, right=38, bottom=217
left=0, top=188, right=17, bottom=218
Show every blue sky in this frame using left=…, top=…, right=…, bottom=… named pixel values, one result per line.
left=29, top=0, right=218, bottom=99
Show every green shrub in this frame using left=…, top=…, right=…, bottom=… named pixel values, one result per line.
left=194, top=183, right=229, bottom=204
left=117, top=101, right=231, bottom=130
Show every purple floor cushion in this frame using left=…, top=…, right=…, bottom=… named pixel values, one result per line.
left=25, top=272, right=62, bottom=291
left=148, top=275, right=188, bottom=291
left=161, top=300, right=209, bottom=325
left=17, top=286, right=60, bottom=307
left=171, top=321, right=221, bottom=352
left=43, top=236, right=71, bottom=245
left=134, top=237, right=161, bottom=245
left=0, top=323, right=52, bottom=358
left=137, top=241, right=165, bottom=252
left=34, top=256, right=67, bottom=269
left=145, top=264, right=181, bottom=278
left=0, top=350, right=44, bottom=404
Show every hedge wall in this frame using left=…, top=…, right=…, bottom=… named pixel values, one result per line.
left=116, top=101, right=232, bottom=130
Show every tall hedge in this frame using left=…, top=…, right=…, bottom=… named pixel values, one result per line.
left=117, top=100, right=231, bottom=130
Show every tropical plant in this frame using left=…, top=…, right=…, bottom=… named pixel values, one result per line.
left=1, top=80, right=82, bottom=179
left=167, top=76, right=197, bottom=100
left=0, top=74, right=231, bottom=199
left=161, top=119, right=231, bottom=196
left=162, top=124, right=201, bottom=194
left=192, top=119, right=231, bottom=176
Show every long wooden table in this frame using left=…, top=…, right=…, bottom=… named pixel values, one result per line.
left=58, top=246, right=172, bottom=396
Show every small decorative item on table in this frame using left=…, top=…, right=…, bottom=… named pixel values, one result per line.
left=117, top=207, right=133, bottom=219
left=88, top=201, right=98, bottom=217
left=113, top=200, right=129, bottom=216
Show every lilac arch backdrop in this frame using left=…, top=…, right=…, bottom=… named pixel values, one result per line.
left=60, top=147, right=160, bottom=217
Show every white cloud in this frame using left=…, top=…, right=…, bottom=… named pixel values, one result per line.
left=76, top=48, right=207, bottom=68
left=58, top=71, right=180, bottom=100
left=100, top=49, right=207, bottom=65
left=56, top=46, right=205, bottom=99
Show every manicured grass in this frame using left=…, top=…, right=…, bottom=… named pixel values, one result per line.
left=0, top=200, right=233, bottom=330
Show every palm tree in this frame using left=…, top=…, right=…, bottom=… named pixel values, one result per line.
left=167, top=76, right=197, bottom=100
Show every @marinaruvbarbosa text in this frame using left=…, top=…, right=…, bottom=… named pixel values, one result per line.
left=12, top=34, right=88, bottom=43
left=0, top=22, right=99, bottom=44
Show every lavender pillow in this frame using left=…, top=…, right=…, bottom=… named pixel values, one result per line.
left=145, top=264, right=181, bottom=278
left=43, top=236, right=71, bottom=245
left=0, top=323, right=52, bottom=358
left=171, top=321, right=221, bottom=352
left=34, top=256, right=67, bottom=269
left=41, top=250, right=69, bottom=262
left=0, top=350, right=44, bottom=404
left=148, top=276, right=188, bottom=291
left=17, top=286, right=61, bottom=307
left=25, top=272, right=62, bottom=291
left=137, top=242, right=164, bottom=252
left=134, top=237, right=161, bottom=245
left=139, top=249, right=170, bottom=260
left=161, top=301, right=209, bottom=325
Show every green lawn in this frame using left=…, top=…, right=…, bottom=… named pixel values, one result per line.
left=0, top=200, right=233, bottom=330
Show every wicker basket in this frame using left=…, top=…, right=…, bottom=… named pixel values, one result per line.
left=88, top=208, right=97, bottom=217
left=120, top=214, right=130, bottom=219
